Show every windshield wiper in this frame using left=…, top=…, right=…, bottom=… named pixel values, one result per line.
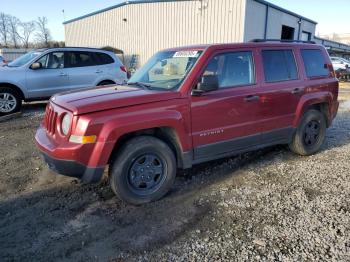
left=127, top=82, right=152, bottom=90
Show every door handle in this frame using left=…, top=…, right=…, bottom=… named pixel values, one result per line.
left=95, top=70, right=103, bottom=74
left=59, top=72, right=67, bottom=77
left=291, top=88, right=303, bottom=94
left=244, top=95, right=260, bottom=102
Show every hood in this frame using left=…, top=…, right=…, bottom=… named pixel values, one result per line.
left=52, top=85, right=181, bottom=115
left=0, top=65, right=22, bottom=72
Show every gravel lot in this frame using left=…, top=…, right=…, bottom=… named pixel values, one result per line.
left=0, top=86, right=350, bottom=261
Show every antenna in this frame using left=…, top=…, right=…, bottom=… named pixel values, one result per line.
left=62, top=9, right=66, bottom=23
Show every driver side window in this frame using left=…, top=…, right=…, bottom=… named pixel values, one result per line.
left=36, top=52, right=64, bottom=69
left=202, top=51, right=255, bottom=88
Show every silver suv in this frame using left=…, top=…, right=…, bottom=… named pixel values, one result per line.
left=0, top=47, right=127, bottom=115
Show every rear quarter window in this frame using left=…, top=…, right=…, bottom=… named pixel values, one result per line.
left=94, top=52, right=115, bottom=65
left=301, top=49, right=329, bottom=78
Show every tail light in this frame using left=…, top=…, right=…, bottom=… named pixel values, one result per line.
left=120, top=65, right=127, bottom=73
left=327, top=64, right=336, bottom=78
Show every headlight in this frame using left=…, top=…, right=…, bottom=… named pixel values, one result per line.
left=61, top=113, right=71, bottom=136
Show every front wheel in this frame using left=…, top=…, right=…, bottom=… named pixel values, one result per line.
left=109, top=136, right=177, bottom=205
left=0, top=87, right=22, bottom=116
left=289, top=109, right=327, bottom=156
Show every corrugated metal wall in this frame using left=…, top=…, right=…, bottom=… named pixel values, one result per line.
left=244, top=0, right=316, bottom=42
left=65, top=0, right=246, bottom=67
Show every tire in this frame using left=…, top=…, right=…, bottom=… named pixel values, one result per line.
left=289, top=109, right=327, bottom=156
left=109, top=136, right=177, bottom=205
left=97, top=80, right=115, bottom=86
left=0, top=87, right=22, bottom=116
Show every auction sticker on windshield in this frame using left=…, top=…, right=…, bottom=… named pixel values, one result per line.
left=173, top=51, right=199, bottom=58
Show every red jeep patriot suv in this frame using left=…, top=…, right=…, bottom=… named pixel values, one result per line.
left=35, top=41, right=339, bottom=205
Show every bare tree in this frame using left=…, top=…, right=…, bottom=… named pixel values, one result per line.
left=35, top=16, right=51, bottom=47
left=0, top=13, right=9, bottom=46
left=8, top=15, right=21, bottom=48
left=19, top=21, right=36, bottom=48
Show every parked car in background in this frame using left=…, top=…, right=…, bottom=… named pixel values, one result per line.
left=0, top=56, right=6, bottom=66
left=331, top=56, right=350, bottom=71
left=36, top=41, right=339, bottom=205
left=0, top=47, right=127, bottom=115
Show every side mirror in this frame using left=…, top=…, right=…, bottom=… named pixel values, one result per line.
left=30, top=62, right=42, bottom=70
left=192, top=75, right=219, bottom=96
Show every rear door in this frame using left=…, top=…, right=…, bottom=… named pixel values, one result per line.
left=65, top=51, right=102, bottom=89
left=26, top=51, right=70, bottom=98
left=257, top=48, right=302, bottom=144
left=191, top=49, right=265, bottom=161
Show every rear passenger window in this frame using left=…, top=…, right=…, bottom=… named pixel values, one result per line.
left=301, top=49, right=329, bottom=77
left=65, top=51, right=98, bottom=68
left=203, top=51, right=255, bottom=88
left=262, top=50, right=298, bottom=82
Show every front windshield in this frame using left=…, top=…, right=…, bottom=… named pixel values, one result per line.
left=8, top=51, right=43, bottom=67
left=128, top=50, right=202, bottom=90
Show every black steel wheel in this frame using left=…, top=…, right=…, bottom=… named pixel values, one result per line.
left=303, top=120, right=321, bottom=147
left=289, top=109, right=326, bottom=156
left=128, top=153, right=167, bottom=195
left=109, top=136, right=176, bottom=205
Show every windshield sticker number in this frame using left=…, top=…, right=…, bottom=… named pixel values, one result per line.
left=173, top=51, right=199, bottom=58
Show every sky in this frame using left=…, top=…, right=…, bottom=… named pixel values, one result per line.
left=0, top=0, right=349, bottom=41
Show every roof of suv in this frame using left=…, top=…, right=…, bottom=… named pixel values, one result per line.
left=37, top=47, right=116, bottom=54
left=164, top=41, right=322, bottom=52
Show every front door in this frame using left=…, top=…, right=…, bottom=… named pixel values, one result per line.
left=26, top=51, right=69, bottom=98
left=191, top=50, right=264, bottom=161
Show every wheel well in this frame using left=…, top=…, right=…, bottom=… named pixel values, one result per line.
left=308, top=103, right=330, bottom=127
left=0, top=83, right=24, bottom=100
left=108, top=127, right=186, bottom=168
left=97, top=80, right=115, bottom=86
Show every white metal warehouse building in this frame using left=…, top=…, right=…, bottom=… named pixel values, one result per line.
left=64, top=0, right=350, bottom=68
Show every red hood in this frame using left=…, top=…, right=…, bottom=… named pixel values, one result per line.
left=52, top=85, right=181, bottom=115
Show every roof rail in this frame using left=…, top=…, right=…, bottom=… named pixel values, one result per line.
left=250, top=39, right=316, bottom=44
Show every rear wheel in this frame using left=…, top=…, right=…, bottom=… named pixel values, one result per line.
left=289, top=109, right=326, bottom=156
left=109, top=136, right=176, bottom=205
left=0, top=87, right=22, bottom=116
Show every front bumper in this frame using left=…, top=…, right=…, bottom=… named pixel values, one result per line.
left=35, top=125, right=104, bottom=183
left=41, top=152, right=104, bottom=183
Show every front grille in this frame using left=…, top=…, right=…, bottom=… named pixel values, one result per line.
left=45, top=106, right=58, bottom=135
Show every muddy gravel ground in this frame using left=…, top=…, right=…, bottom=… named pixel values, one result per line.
left=1, top=96, right=350, bottom=261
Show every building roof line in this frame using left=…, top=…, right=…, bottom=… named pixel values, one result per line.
left=314, top=36, right=350, bottom=49
left=63, top=0, right=318, bottom=25
left=253, top=0, right=317, bottom=24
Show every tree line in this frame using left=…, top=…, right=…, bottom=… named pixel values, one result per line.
left=0, top=13, right=64, bottom=49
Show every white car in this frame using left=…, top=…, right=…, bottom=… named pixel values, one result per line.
left=331, top=56, right=350, bottom=71
left=0, top=47, right=128, bottom=115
